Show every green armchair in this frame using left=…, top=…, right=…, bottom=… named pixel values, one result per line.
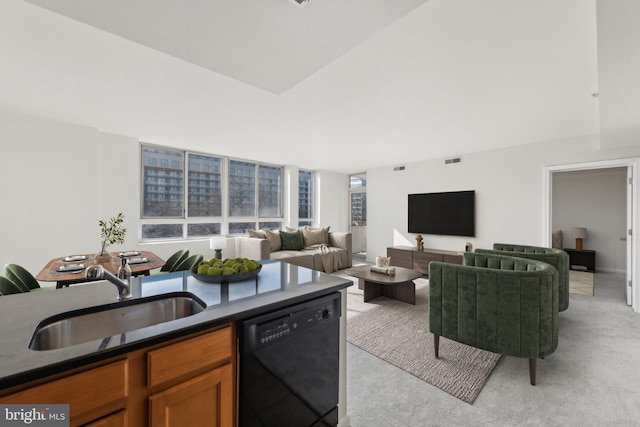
left=429, top=252, right=559, bottom=385
left=475, top=243, right=570, bottom=311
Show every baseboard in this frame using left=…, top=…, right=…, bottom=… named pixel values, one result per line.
left=338, top=414, right=351, bottom=427
left=596, top=267, right=625, bottom=274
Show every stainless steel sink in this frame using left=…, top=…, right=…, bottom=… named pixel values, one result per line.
left=29, top=292, right=207, bottom=351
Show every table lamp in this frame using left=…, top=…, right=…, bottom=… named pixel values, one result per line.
left=572, top=227, right=587, bottom=251
left=210, top=237, right=227, bottom=260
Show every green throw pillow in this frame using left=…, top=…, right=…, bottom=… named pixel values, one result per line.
left=280, top=230, right=304, bottom=250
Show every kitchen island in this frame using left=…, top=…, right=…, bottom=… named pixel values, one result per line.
left=0, top=260, right=352, bottom=426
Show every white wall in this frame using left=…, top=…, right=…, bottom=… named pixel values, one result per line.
left=597, top=0, right=640, bottom=150
left=367, top=134, right=640, bottom=264
left=316, top=171, right=350, bottom=233
left=0, top=110, right=349, bottom=281
left=0, top=111, right=98, bottom=275
left=552, top=168, right=627, bottom=272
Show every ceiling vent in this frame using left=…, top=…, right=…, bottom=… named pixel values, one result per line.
left=394, top=166, right=406, bottom=171
left=289, top=0, right=310, bottom=7
left=445, top=157, right=461, bottom=165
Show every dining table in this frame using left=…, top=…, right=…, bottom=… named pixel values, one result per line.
left=35, top=251, right=166, bottom=288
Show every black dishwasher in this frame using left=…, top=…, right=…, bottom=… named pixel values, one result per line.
left=238, top=292, right=341, bottom=427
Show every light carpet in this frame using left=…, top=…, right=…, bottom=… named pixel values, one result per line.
left=569, top=270, right=594, bottom=296
left=342, top=275, right=502, bottom=404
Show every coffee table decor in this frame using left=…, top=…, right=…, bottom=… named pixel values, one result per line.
left=369, top=265, right=395, bottom=275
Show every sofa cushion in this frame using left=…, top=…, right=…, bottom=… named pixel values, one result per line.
left=280, top=230, right=304, bottom=250
left=264, top=230, right=282, bottom=252
left=301, top=227, right=327, bottom=247
left=248, top=229, right=266, bottom=239
left=287, top=225, right=330, bottom=242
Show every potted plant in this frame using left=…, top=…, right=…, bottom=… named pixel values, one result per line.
left=95, top=212, right=127, bottom=263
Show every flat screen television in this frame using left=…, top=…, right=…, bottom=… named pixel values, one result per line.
left=408, top=190, right=475, bottom=237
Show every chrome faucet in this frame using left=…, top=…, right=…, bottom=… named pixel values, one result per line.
left=85, top=264, right=131, bottom=301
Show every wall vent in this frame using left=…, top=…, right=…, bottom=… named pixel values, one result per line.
left=394, top=166, right=405, bottom=171
left=289, top=0, right=310, bottom=7
left=445, top=157, right=461, bottom=165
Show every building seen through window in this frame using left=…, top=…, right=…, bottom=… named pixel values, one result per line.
left=299, top=170, right=313, bottom=227
left=142, top=147, right=184, bottom=218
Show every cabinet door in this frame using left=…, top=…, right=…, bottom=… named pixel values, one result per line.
left=149, top=364, right=233, bottom=427
left=413, top=251, right=442, bottom=274
left=443, top=254, right=463, bottom=265
left=387, top=248, right=412, bottom=268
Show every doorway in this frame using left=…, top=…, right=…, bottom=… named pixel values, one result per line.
left=544, top=159, right=638, bottom=312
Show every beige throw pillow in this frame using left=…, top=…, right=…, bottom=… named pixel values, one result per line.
left=248, top=230, right=266, bottom=239
left=264, top=230, right=282, bottom=252
left=302, top=227, right=327, bottom=248
left=287, top=226, right=331, bottom=243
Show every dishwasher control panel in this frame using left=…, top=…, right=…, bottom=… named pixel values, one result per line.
left=252, top=293, right=340, bottom=347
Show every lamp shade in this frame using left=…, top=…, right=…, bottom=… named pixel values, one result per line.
left=210, top=237, right=227, bottom=250
left=572, top=227, right=587, bottom=239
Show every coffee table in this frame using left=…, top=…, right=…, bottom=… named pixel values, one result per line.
left=345, top=265, right=422, bottom=305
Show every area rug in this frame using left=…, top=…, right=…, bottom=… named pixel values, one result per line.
left=569, top=270, right=594, bottom=296
left=342, top=275, right=502, bottom=404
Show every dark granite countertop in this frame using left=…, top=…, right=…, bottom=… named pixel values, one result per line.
left=0, top=260, right=352, bottom=390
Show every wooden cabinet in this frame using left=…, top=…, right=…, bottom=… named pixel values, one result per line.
left=1, top=360, right=127, bottom=426
left=0, top=325, right=235, bottom=427
left=149, top=365, right=233, bottom=427
left=147, top=327, right=234, bottom=427
left=387, top=246, right=463, bottom=275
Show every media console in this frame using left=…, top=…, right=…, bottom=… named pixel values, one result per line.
left=387, top=246, right=463, bottom=275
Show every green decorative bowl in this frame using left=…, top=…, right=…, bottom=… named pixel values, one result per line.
left=190, top=264, right=262, bottom=284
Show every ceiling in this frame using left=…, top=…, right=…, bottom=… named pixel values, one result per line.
left=5, top=0, right=599, bottom=173
left=23, top=0, right=431, bottom=94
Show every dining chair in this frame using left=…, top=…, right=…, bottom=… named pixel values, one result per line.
left=4, top=264, right=40, bottom=292
left=0, top=276, right=28, bottom=296
left=172, top=254, right=204, bottom=272
left=159, top=249, right=190, bottom=273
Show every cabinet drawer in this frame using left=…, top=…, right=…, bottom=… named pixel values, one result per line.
left=1, top=360, right=127, bottom=425
left=148, top=326, right=232, bottom=388
left=387, top=248, right=412, bottom=268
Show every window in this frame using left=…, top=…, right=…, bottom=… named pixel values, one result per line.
left=299, top=170, right=313, bottom=228
left=228, top=160, right=283, bottom=235
left=259, top=165, right=282, bottom=217
left=141, top=145, right=284, bottom=240
left=350, top=174, right=367, bottom=189
left=351, top=192, right=367, bottom=224
left=228, top=160, right=256, bottom=217
left=142, top=147, right=184, bottom=218
left=188, top=154, right=222, bottom=217
left=350, top=173, right=367, bottom=225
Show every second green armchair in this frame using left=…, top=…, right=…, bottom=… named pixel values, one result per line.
left=475, top=243, right=570, bottom=311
